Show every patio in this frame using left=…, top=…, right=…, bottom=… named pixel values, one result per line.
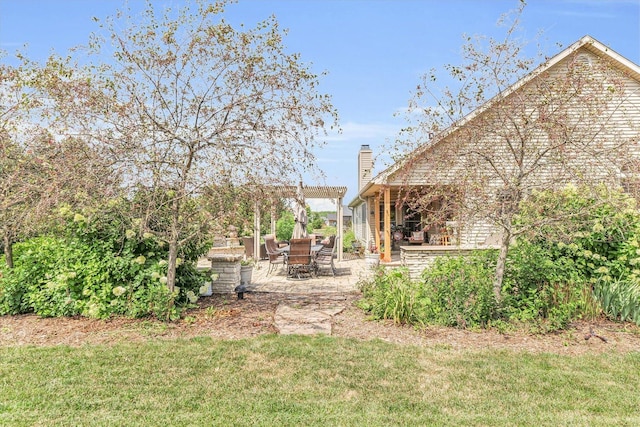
left=197, top=251, right=403, bottom=295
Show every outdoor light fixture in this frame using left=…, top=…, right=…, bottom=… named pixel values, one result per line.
left=234, top=283, right=247, bottom=300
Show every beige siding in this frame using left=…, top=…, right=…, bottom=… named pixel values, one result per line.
left=385, top=48, right=640, bottom=242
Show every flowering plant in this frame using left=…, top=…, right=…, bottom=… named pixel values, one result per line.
left=368, top=243, right=379, bottom=254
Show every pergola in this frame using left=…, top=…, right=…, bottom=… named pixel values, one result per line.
left=252, top=185, right=348, bottom=261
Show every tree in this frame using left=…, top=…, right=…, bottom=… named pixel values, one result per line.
left=394, top=2, right=640, bottom=302
left=61, top=0, right=337, bottom=290
left=0, top=53, right=119, bottom=267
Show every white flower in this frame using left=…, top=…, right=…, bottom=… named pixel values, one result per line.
left=112, top=286, right=127, bottom=297
left=143, top=232, right=154, bottom=239
left=134, top=255, right=146, bottom=265
left=125, top=229, right=136, bottom=239
left=186, top=291, right=198, bottom=303
left=159, top=276, right=168, bottom=284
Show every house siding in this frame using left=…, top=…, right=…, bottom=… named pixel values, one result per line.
left=385, top=48, right=640, bottom=244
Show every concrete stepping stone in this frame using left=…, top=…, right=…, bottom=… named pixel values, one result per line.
left=274, top=303, right=345, bottom=335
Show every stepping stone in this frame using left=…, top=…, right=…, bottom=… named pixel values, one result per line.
left=274, top=303, right=345, bottom=335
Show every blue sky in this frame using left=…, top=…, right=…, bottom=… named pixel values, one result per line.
left=1, top=0, right=639, bottom=211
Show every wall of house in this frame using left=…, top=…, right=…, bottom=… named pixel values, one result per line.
left=386, top=48, right=640, bottom=246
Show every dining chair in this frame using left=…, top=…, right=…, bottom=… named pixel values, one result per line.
left=264, top=234, right=285, bottom=275
left=314, top=244, right=337, bottom=276
left=285, top=238, right=314, bottom=279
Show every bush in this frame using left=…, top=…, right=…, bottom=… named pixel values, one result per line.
left=0, top=203, right=207, bottom=320
left=508, top=186, right=640, bottom=327
left=358, top=268, right=424, bottom=325
left=502, top=241, right=593, bottom=330
left=342, top=229, right=356, bottom=252
left=276, top=211, right=294, bottom=241
left=359, top=251, right=499, bottom=328
left=420, top=251, right=499, bottom=328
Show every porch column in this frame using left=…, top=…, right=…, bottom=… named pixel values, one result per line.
left=383, top=187, right=391, bottom=262
left=374, top=193, right=381, bottom=252
left=336, top=197, right=343, bottom=261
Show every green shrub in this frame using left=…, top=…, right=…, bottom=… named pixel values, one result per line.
left=276, top=211, right=294, bottom=241
left=342, top=229, right=356, bottom=252
left=593, top=277, right=640, bottom=325
left=358, top=268, right=423, bottom=324
left=508, top=186, right=640, bottom=328
left=503, top=241, right=592, bottom=330
left=359, top=252, right=499, bottom=328
left=420, top=252, right=499, bottom=328
left=0, top=202, right=207, bottom=320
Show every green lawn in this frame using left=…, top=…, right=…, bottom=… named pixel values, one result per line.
left=0, top=335, right=638, bottom=426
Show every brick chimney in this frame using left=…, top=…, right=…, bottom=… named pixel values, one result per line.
left=358, top=144, right=373, bottom=191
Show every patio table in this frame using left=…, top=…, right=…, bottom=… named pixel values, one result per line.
left=279, top=243, right=324, bottom=254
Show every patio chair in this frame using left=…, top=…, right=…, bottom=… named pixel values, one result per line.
left=264, top=234, right=286, bottom=275
left=284, top=238, right=315, bottom=279
left=408, top=231, right=425, bottom=245
left=242, top=236, right=255, bottom=259
left=314, top=244, right=337, bottom=276
left=322, top=235, right=336, bottom=249
left=243, top=236, right=268, bottom=261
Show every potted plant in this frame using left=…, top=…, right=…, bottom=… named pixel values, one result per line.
left=240, top=258, right=255, bottom=285
left=364, top=243, right=380, bottom=269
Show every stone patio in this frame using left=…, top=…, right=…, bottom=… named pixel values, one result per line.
left=197, top=253, right=392, bottom=335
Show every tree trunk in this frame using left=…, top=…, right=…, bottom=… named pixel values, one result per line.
left=493, top=230, right=512, bottom=304
left=3, top=232, right=14, bottom=269
left=166, top=238, right=178, bottom=293
left=166, top=196, right=181, bottom=292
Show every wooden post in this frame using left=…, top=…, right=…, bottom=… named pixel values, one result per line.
left=254, top=200, right=260, bottom=260
left=383, top=187, right=391, bottom=262
left=374, top=193, right=381, bottom=253
left=336, top=197, right=343, bottom=262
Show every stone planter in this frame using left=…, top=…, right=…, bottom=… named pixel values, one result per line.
left=199, top=281, right=213, bottom=296
left=240, top=265, right=253, bottom=285
left=365, top=253, right=380, bottom=269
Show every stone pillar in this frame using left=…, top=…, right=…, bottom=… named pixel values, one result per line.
left=207, top=254, right=243, bottom=293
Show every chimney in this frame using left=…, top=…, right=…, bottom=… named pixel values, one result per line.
left=358, top=144, right=373, bottom=191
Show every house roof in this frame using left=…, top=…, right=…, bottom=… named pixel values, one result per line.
left=349, top=35, right=640, bottom=207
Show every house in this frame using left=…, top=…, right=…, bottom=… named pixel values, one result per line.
left=349, top=36, right=640, bottom=264
left=325, top=208, right=352, bottom=228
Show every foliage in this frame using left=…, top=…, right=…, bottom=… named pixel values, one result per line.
left=507, top=186, right=640, bottom=327
left=418, top=251, right=500, bottom=328
left=342, top=229, right=356, bottom=252
left=359, top=252, right=498, bottom=328
left=359, top=268, right=423, bottom=325
left=0, top=204, right=207, bottom=320
left=593, top=277, right=640, bottom=324
left=502, top=241, right=595, bottom=330
left=276, top=211, right=295, bottom=241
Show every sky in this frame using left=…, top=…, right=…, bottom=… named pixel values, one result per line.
left=1, top=0, right=639, bottom=211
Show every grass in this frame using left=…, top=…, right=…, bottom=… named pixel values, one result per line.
left=0, top=335, right=638, bottom=426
